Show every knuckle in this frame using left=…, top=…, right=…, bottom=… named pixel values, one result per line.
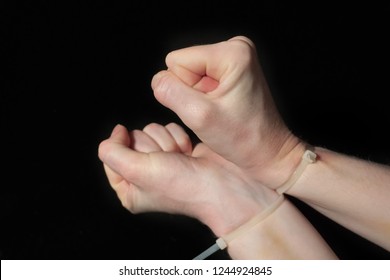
left=165, top=122, right=179, bottom=129
left=229, top=35, right=255, bottom=48
left=166, top=143, right=180, bottom=153
left=234, top=44, right=254, bottom=66
left=165, top=122, right=191, bottom=151
left=179, top=136, right=192, bottom=152
left=143, top=122, right=162, bottom=133
left=227, top=38, right=256, bottom=68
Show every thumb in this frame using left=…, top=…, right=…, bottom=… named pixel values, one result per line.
left=98, top=124, right=150, bottom=186
left=152, top=70, right=217, bottom=131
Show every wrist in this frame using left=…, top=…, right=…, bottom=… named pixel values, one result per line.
left=200, top=134, right=307, bottom=236
left=226, top=198, right=338, bottom=259
left=200, top=181, right=280, bottom=238
left=226, top=198, right=289, bottom=259
left=250, top=133, right=308, bottom=189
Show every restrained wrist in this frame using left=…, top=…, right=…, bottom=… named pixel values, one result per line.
left=193, top=146, right=318, bottom=259
left=256, top=137, right=307, bottom=189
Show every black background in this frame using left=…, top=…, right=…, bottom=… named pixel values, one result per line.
left=1, top=1, right=389, bottom=259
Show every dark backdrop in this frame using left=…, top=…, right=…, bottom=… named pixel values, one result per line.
left=1, top=1, right=389, bottom=259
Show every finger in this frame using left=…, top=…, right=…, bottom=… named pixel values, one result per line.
left=167, top=37, right=260, bottom=93
left=130, top=129, right=162, bottom=153
left=103, top=162, right=123, bottom=187
left=164, top=37, right=256, bottom=85
left=142, top=123, right=180, bottom=152
left=103, top=163, right=130, bottom=202
left=165, top=42, right=230, bottom=83
left=167, top=63, right=219, bottom=93
left=151, top=71, right=216, bottom=131
left=103, top=128, right=162, bottom=213
left=192, top=75, right=219, bottom=93
left=110, top=123, right=131, bottom=146
left=103, top=163, right=140, bottom=212
left=192, top=142, right=223, bottom=161
left=228, top=35, right=256, bottom=48
left=98, top=125, right=151, bottom=186
left=165, top=123, right=193, bottom=155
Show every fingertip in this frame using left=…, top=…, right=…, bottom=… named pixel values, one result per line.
left=111, top=124, right=125, bottom=136
left=98, top=137, right=114, bottom=163
left=151, top=71, right=176, bottom=107
left=98, top=125, right=125, bottom=161
left=165, top=50, right=175, bottom=66
left=108, top=124, right=131, bottom=148
left=151, top=70, right=168, bottom=91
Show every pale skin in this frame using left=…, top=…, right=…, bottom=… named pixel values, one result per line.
left=99, top=123, right=337, bottom=259
left=98, top=36, right=390, bottom=258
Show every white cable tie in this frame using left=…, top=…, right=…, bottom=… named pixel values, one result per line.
left=276, top=149, right=317, bottom=195
left=193, top=148, right=317, bottom=260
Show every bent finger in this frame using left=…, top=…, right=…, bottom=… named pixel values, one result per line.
left=151, top=70, right=216, bottom=131
left=99, top=125, right=152, bottom=186
left=165, top=42, right=230, bottom=82
left=143, top=123, right=181, bottom=152
left=130, top=129, right=162, bottom=153
left=165, top=122, right=193, bottom=155
left=228, top=35, right=255, bottom=48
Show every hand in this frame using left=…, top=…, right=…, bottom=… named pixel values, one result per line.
left=98, top=123, right=278, bottom=236
left=151, top=36, right=306, bottom=188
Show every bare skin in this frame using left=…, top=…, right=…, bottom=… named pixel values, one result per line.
left=99, top=123, right=337, bottom=259
left=99, top=36, right=390, bottom=258
left=151, top=36, right=390, bottom=251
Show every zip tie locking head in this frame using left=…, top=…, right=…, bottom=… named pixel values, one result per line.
left=303, top=150, right=317, bottom=163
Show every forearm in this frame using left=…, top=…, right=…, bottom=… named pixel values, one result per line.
left=227, top=198, right=338, bottom=259
left=287, top=147, right=390, bottom=250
